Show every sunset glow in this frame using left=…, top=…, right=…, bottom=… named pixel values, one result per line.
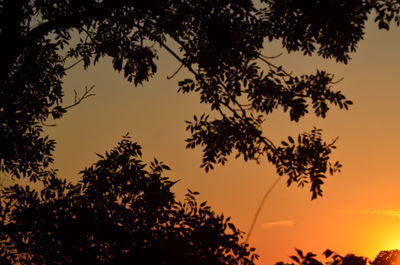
left=42, top=17, right=400, bottom=265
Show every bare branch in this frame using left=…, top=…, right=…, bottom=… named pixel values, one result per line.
left=40, top=121, right=57, bottom=127
left=259, top=52, right=283, bottom=59
left=157, top=39, right=200, bottom=80
left=258, top=56, right=293, bottom=77
left=65, top=58, right=84, bottom=71
left=22, top=0, right=117, bottom=50
left=331, top=77, right=344, bottom=84
left=63, top=85, right=95, bottom=110
left=245, top=174, right=283, bottom=243
left=167, top=63, right=184, bottom=79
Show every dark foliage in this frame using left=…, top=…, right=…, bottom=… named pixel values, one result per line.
left=1, top=1, right=400, bottom=264
left=277, top=249, right=369, bottom=265
left=3, top=0, right=398, bottom=197
left=0, top=137, right=257, bottom=265
left=0, top=0, right=399, bottom=190
left=372, top=250, right=400, bottom=265
left=281, top=249, right=400, bottom=265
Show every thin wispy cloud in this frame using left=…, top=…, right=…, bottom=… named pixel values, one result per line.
left=262, top=220, right=295, bottom=228
left=338, top=209, right=400, bottom=218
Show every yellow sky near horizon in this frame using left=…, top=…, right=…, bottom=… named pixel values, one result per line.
left=45, top=18, right=400, bottom=265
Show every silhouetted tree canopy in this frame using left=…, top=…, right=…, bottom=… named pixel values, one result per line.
left=277, top=249, right=369, bottom=265
left=0, top=136, right=258, bottom=264
left=277, top=249, right=400, bottom=265
left=2, top=1, right=400, bottom=264
left=372, top=250, right=400, bottom=265
left=1, top=2, right=400, bottom=194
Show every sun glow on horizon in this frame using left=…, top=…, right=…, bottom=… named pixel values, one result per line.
left=378, top=227, right=400, bottom=253
left=364, top=230, right=400, bottom=261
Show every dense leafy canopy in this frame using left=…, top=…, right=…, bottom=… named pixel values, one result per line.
left=2, top=0, right=400, bottom=264
left=2, top=0, right=400, bottom=197
left=277, top=248, right=400, bottom=265
left=0, top=137, right=257, bottom=264
left=0, top=0, right=399, bottom=198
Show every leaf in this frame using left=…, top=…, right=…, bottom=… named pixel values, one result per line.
left=290, top=255, right=300, bottom=263
left=323, top=249, right=334, bottom=258
left=228, top=223, right=236, bottom=232
left=295, top=248, right=304, bottom=259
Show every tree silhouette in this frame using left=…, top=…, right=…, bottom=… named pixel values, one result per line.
left=372, top=250, right=400, bottom=265
left=341, top=254, right=369, bottom=265
left=277, top=249, right=369, bottom=265
left=0, top=136, right=258, bottom=264
left=2, top=1, right=400, bottom=263
left=4, top=0, right=399, bottom=197
left=278, top=249, right=400, bottom=265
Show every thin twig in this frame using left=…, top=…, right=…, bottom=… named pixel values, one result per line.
left=245, top=174, right=283, bottom=243
left=331, top=77, right=344, bottom=84
left=40, top=121, right=56, bottom=127
left=167, top=64, right=184, bottom=79
left=259, top=52, right=283, bottom=59
left=258, top=56, right=293, bottom=77
left=157, top=38, right=199, bottom=79
left=63, top=85, right=95, bottom=110
left=65, top=58, right=84, bottom=71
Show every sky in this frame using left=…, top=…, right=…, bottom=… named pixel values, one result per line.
left=44, top=18, right=400, bottom=265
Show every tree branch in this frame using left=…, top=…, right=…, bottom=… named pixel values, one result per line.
left=65, top=58, right=84, bottom=71
left=23, top=0, right=119, bottom=46
left=156, top=39, right=200, bottom=79
left=63, top=85, right=95, bottom=110
left=245, top=174, right=283, bottom=243
left=167, top=63, right=184, bottom=79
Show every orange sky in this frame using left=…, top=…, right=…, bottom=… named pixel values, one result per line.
left=42, top=19, right=400, bottom=264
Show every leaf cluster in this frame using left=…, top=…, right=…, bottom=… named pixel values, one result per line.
left=374, top=0, right=400, bottom=30
left=0, top=137, right=257, bottom=265
left=1, top=0, right=398, bottom=195
left=260, top=0, right=371, bottom=63
left=277, top=249, right=369, bottom=265
left=279, top=248, right=400, bottom=265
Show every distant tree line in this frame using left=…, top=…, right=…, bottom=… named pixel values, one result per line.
left=277, top=249, right=400, bottom=265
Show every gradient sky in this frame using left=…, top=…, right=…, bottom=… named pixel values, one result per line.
left=43, top=18, right=400, bottom=264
